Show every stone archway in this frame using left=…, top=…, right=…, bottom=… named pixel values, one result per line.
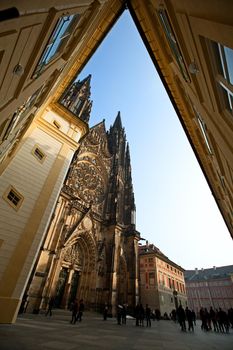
left=56, top=228, right=97, bottom=308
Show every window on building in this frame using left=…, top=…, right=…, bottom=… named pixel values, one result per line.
left=216, top=42, right=233, bottom=113
left=158, top=9, right=190, bottom=82
left=32, top=146, right=46, bottom=163
left=0, top=87, right=42, bottom=144
left=53, top=120, right=61, bottom=129
left=149, top=272, right=155, bottom=285
left=195, top=110, right=213, bottom=154
left=140, top=273, right=146, bottom=285
left=3, top=186, right=23, bottom=210
left=33, top=14, right=80, bottom=77
left=148, top=257, right=154, bottom=263
left=0, top=112, right=18, bottom=142
left=208, top=40, right=233, bottom=115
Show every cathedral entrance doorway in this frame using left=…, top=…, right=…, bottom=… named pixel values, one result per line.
left=54, top=267, right=68, bottom=307
left=68, top=271, right=80, bottom=307
left=54, top=267, right=81, bottom=309
left=52, top=227, right=97, bottom=309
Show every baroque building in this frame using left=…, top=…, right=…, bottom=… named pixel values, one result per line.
left=139, top=243, right=187, bottom=316
left=185, top=265, right=233, bottom=315
left=26, top=103, right=140, bottom=315
left=0, top=0, right=233, bottom=324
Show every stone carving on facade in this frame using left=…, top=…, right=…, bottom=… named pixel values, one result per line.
left=63, top=244, right=83, bottom=269
left=97, top=239, right=106, bottom=262
left=73, top=162, right=105, bottom=205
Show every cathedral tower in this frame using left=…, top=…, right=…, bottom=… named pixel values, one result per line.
left=106, top=112, right=136, bottom=226
left=26, top=112, right=140, bottom=315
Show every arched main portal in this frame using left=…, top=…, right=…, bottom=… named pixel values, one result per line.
left=54, top=228, right=97, bottom=309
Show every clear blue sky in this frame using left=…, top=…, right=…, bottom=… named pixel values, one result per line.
left=78, top=11, right=233, bottom=270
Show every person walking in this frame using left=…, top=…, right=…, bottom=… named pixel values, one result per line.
left=185, top=307, right=194, bottom=331
left=117, top=305, right=122, bottom=325
left=171, top=309, right=177, bottom=323
left=145, top=304, right=151, bottom=327
left=70, top=299, right=79, bottom=324
left=45, top=296, right=55, bottom=317
left=77, top=299, right=84, bottom=322
left=135, top=303, right=140, bottom=326
left=191, top=310, right=196, bottom=326
left=209, top=307, right=219, bottom=332
left=121, top=304, right=127, bottom=325
left=103, top=302, right=108, bottom=321
left=139, top=304, right=145, bottom=327
left=177, top=304, right=186, bottom=331
left=200, top=307, right=208, bottom=331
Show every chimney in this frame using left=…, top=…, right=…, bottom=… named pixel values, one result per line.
left=213, top=266, right=216, bottom=270
left=195, top=268, right=198, bottom=275
left=146, top=240, right=148, bottom=247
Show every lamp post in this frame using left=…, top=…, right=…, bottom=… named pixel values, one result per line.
left=173, top=290, right=178, bottom=310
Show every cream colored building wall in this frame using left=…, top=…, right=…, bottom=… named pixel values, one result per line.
left=0, top=126, right=73, bottom=297
left=42, top=109, right=82, bottom=142
left=43, top=111, right=70, bottom=135
left=13, top=147, right=74, bottom=299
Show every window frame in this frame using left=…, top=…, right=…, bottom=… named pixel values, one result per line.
left=53, top=120, right=61, bottom=129
left=195, top=112, right=213, bottom=155
left=3, top=186, right=24, bottom=211
left=157, top=9, right=190, bottom=82
left=32, top=145, right=46, bottom=163
left=215, top=42, right=233, bottom=114
left=33, top=13, right=80, bottom=78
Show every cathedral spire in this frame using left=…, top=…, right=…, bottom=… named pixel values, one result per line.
left=113, top=111, right=122, bottom=130
left=60, top=74, right=92, bottom=123
left=125, top=142, right=131, bottom=179
left=126, top=142, right=130, bottom=161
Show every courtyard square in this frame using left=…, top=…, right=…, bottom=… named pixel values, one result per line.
left=0, top=310, right=232, bottom=350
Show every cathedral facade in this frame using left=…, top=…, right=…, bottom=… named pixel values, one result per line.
left=26, top=80, right=140, bottom=314
left=1, top=0, right=233, bottom=324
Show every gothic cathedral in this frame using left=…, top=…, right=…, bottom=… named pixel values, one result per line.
left=26, top=76, right=140, bottom=315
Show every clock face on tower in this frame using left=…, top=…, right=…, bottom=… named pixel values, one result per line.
left=74, top=161, right=105, bottom=205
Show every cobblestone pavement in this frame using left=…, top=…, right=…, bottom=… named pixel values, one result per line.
left=0, top=310, right=232, bottom=350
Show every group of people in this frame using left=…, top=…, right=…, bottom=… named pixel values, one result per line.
left=70, top=299, right=85, bottom=324
left=134, top=303, right=152, bottom=327
left=116, top=304, right=127, bottom=325
left=44, top=296, right=85, bottom=324
left=199, top=306, right=233, bottom=333
left=171, top=304, right=233, bottom=334
left=174, top=305, right=196, bottom=331
left=45, top=296, right=233, bottom=335
left=103, top=303, right=152, bottom=327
